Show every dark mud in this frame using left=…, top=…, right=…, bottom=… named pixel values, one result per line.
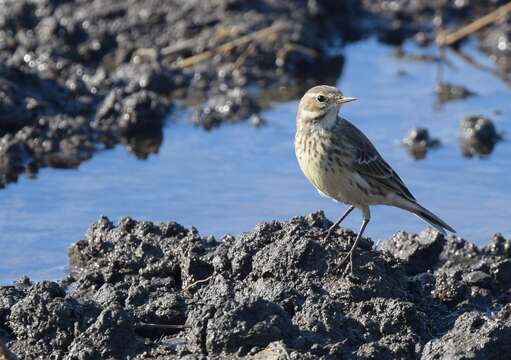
left=1, top=212, right=510, bottom=359
left=479, top=18, right=511, bottom=73
left=401, top=127, right=441, bottom=160
left=459, top=115, right=502, bottom=158
left=0, top=339, right=17, bottom=360
left=1, top=0, right=509, bottom=187
left=0, top=0, right=357, bottom=187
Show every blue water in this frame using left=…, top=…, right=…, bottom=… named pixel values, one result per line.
left=1, top=39, right=510, bottom=283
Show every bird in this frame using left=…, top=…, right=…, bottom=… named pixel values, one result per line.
left=294, top=85, right=455, bottom=275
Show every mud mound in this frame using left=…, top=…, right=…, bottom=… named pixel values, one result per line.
left=1, top=212, right=510, bottom=359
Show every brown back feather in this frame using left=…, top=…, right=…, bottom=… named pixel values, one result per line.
left=337, top=118, right=416, bottom=202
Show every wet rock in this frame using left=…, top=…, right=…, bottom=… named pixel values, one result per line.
left=200, top=298, right=295, bottom=356
left=3, top=212, right=511, bottom=359
left=437, top=234, right=480, bottom=268
left=462, top=271, right=492, bottom=289
left=7, top=281, right=96, bottom=359
left=380, top=228, right=507, bottom=311
left=112, top=63, right=185, bottom=94
left=459, top=115, right=502, bottom=157
left=0, top=64, right=97, bottom=185
left=23, top=115, right=96, bottom=168
left=492, top=259, right=511, bottom=290
left=421, top=308, right=511, bottom=360
left=0, top=112, right=99, bottom=186
left=383, top=229, right=445, bottom=275
left=64, top=303, right=143, bottom=360
left=250, top=341, right=290, bottom=359
left=191, top=87, right=260, bottom=130
left=93, top=89, right=168, bottom=136
left=0, top=65, right=87, bottom=134
left=483, top=233, right=511, bottom=257
left=431, top=271, right=469, bottom=306
left=436, top=82, right=476, bottom=104
left=401, top=128, right=441, bottom=160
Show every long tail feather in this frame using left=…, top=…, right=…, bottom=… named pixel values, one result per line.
left=397, top=200, right=456, bottom=235
left=414, top=203, right=456, bottom=235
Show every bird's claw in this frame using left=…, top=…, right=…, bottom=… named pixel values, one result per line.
left=321, top=229, right=334, bottom=242
left=313, top=226, right=337, bottom=242
left=339, top=242, right=357, bottom=277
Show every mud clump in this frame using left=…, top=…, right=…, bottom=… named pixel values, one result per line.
left=93, top=89, right=168, bottom=137
left=191, top=87, right=260, bottom=130
left=1, top=212, right=511, bottom=359
left=459, top=115, right=502, bottom=157
left=401, top=127, right=441, bottom=160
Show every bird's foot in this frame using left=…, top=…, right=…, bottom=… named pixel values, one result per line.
left=341, top=252, right=355, bottom=277
left=313, top=225, right=337, bottom=242
left=321, top=229, right=333, bottom=242
left=339, top=243, right=356, bottom=277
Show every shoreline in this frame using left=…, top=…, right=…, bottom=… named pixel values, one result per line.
left=1, top=212, right=510, bottom=359
left=2, top=0, right=508, bottom=188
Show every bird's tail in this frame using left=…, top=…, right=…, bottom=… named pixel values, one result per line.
left=398, top=200, right=456, bottom=235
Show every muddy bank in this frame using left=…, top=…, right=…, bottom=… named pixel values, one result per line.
left=0, top=0, right=354, bottom=187
left=1, top=212, right=510, bottom=359
left=1, top=0, right=509, bottom=188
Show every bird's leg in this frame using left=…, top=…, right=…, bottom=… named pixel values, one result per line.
left=320, top=205, right=355, bottom=241
left=340, top=217, right=370, bottom=276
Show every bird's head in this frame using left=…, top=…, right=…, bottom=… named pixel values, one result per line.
left=297, top=85, right=356, bottom=129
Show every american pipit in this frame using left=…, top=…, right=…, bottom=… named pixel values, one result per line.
left=295, top=85, right=455, bottom=274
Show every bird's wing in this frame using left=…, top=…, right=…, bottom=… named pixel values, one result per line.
left=340, top=119, right=416, bottom=202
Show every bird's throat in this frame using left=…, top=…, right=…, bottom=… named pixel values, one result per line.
left=297, top=108, right=339, bottom=131
left=318, top=110, right=339, bottom=130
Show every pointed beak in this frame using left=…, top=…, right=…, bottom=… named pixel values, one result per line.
left=336, top=96, right=356, bottom=105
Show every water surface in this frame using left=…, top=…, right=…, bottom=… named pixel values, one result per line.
left=1, top=39, right=510, bottom=283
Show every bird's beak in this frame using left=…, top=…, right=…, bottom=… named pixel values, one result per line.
left=336, top=96, right=356, bottom=104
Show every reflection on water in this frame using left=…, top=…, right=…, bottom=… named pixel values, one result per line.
left=1, top=39, right=510, bottom=284
left=123, top=127, right=164, bottom=160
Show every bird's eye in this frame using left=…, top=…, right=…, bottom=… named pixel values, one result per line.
left=316, top=95, right=326, bottom=103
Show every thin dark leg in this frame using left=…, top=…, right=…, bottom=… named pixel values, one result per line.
left=322, top=205, right=355, bottom=241
left=340, top=218, right=370, bottom=276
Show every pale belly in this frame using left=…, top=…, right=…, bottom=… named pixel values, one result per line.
left=295, top=143, right=384, bottom=207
